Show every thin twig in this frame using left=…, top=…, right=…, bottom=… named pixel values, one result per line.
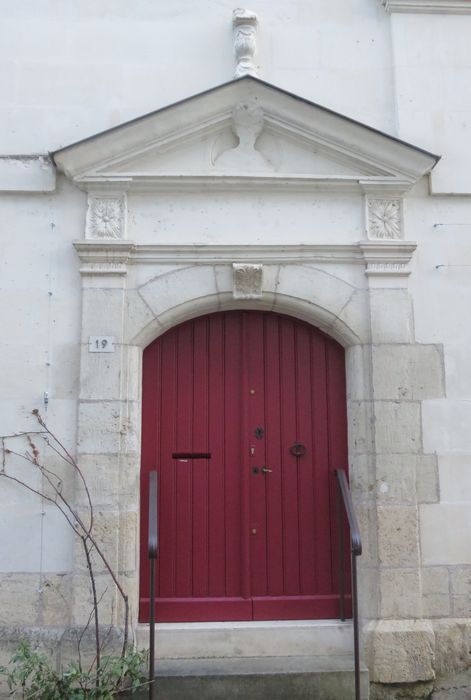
left=82, top=537, right=101, bottom=686
left=33, top=411, right=95, bottom=533
left=0, top=472, right=77, bottom=531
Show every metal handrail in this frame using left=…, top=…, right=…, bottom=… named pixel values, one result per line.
left=148, top=471, right=158, bottom=700
left=335, top=469, right=362, bottom=700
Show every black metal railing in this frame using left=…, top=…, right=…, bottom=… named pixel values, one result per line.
left=335, top=469, right=362, bottom=700
left=148, top=471, right=158, bottom=700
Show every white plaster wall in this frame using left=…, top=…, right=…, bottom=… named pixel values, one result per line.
left=0, top=0, right=394, bottom=154
left=127, top=192, right=364, bottom=245
left=390, top=12, right=471, bottom=193
left=0, top=179, right=84, bottom=573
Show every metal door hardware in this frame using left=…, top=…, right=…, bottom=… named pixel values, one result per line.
left=289, top=442, right=306, bottom=457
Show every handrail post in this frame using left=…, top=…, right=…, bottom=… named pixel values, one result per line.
left=148, top=471, right=158, bottom=700
left=335, top=469, right=362, bottom=700
left=352, top=550, right=360, bottom=700
left=337, top=482, right=346, bottom=622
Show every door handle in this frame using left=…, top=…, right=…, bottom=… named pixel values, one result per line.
left=261, top=466, right=272, bottom=474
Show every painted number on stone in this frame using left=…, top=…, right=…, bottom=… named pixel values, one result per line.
left=88, top=336, right=115, bottom=353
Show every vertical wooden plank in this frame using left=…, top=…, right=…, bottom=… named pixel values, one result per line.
left=158, top=330, right=178, bottom=597
left=192, top=316, right=210, bottom=596
left=240, top=313, right=251, bottom=601
left=263, top=313, right=284, bottom=595
left=294, top=323, right=316, bottom=595
left=279, top=316, right=300, bottom=595
left=208, top=313, right=226, bottom=596
left=326, top=339, right=349, bottom=592
left=247, top=312, right=268, bottom=597
left=224, top=312, right=243, bottom=597
left=311, top=333, right=332, bottom=593
left=174, top=322, right=194, bottom=596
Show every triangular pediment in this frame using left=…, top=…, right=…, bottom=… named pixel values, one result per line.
left=53, top=77, right=439, bottom=194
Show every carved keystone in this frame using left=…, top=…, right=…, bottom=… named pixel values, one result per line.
left=233, top=263, right=263, bottom=298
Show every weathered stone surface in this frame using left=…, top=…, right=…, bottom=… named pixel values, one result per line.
left=375, top=454, right=417, bottom=505
left=76, top=453, right=140, bottom=509
left=433, top=619, right=471, bottom=675
left=377, top=506, right=420, bottom=567
left=451, top=568, right=471, bottom=618
left=366, top=620, right=435, bottom=683
left=77, top=400, right=123, bottom=454
left=433, top=669, right=471, bottom=699
left=81, top=288, right=126, bottom=341
left=0, top=574, right=39, bottom=625
left=370, top=680, right=434, bottom=699
left=139, top=266, right=218, bottom=318
left=422, top=568, right=451, bottom=618
left=379, top=568, right=421, bottom=618
left=73, top=510, right=137, bottom=574
left=71, top=572, right=120, bottom=627
left=416, top=455, right=439, bottom=504
left=369, top=290, right=414, bottom=344
left=348, top=400, right=375, bottom=455
left=374, top=401, right=422, bottom=454
left=372, top=345, right=444, bottom=401
left=346, top=345, right=370, bottom=402
left=40, top=573, right=72, bottom=626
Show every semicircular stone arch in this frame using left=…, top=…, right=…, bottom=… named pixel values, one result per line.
left=126, top=263, right=369, bottom=349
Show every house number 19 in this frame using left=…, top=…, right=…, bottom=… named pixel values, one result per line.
left=88, top=336, right=115, bottom=353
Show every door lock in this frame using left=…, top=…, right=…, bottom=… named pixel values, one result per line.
left=261, top=466, right=272, bottom=474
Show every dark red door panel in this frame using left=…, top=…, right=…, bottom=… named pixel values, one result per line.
left=139, top=311, right=348, bottom=622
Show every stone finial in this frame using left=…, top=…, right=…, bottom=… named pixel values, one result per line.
left=233, top=8, right=258, bottom=78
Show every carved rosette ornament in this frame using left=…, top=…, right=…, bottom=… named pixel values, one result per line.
left=367, top=198, right=402, bottom=240
left=233, top=263, right=263, bottom=298
left=86, top=195, right=126, bottom=240
left=233, top=8, right=258, bottom=78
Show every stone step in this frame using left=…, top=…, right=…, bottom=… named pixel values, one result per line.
left=136, top=619, right=354, bottom=660
left=148, top=655, right=369, bottom=700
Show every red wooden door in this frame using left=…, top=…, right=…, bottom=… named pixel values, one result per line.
left=139, top=311, right=348, bottom=623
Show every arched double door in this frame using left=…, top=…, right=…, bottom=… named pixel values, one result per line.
left=139, top=311, right=348, bottom=622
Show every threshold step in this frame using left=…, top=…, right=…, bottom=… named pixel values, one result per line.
left=136, top=619, right=354, bottom=659
left=147, top=655, right=369, bottom=700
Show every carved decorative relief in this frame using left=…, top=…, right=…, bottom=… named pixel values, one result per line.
left=366, top=262, right=409, bottom=276
left=215, top=101, right=272, bottom=171
left=233, top=8, right=258, bottom=78
left=367, top=198, right=402, bottom=240
left=86, top=196, right=126, bottom=239
left=233, top=263, right=263, bottom=298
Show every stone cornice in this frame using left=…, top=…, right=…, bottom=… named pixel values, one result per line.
left=382, top=0, right=471, bottom=13
left=360, top=241, right=417, bottom=276
left=74, top=240, right=417, bottom=277
left=81, top=175, right=415, bottom=196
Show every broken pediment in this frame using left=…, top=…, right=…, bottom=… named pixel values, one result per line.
left=53, top=76, right=439, bottom=194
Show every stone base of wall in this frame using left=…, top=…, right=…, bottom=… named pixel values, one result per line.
left=365, top=618, right=471, bottom=698
left=370, top=681, right=434, bottom=699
